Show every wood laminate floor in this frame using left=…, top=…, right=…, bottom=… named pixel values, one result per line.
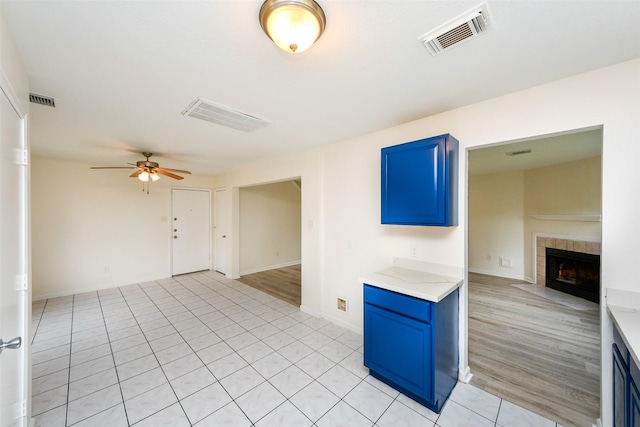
left=238, top=264, right=301, bottom=306
left=468, top=272, right=600, bottom=427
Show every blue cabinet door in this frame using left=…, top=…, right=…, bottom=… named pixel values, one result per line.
left=381, top=134, right=458, bottom=226
left=364, top=303, right=433, bottom=402
left=614, top=345, right=628, bottom=427
left=630, top=381, right=640, bottom=427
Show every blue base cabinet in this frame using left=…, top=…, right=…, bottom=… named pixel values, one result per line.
left=613, top=326, right=640, bottom=427
left=363, top=285, right=459, bottom=413
left=381, top=134, right=458, bottom=226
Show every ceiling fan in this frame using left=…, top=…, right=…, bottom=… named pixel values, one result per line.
left=91, top=152, right=191, bottom=193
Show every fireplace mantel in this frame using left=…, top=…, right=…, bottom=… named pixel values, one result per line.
left=529, top=214, right=601, bottom=222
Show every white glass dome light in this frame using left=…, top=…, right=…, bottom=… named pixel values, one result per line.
left=259, top=0, right=326, bottom=54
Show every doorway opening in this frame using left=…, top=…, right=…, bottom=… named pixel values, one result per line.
left=467, top=127, right=602, bottom=426
left=236, top=179, right=302, bottom=306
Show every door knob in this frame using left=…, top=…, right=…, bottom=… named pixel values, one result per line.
left=222, top=235, right=226, bottom=238
left=0, top=337, right=21, bottom=355
left=174, top=236, right=178, bottom=239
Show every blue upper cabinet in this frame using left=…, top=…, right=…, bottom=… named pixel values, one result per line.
left=381, top=134, right=459, bottom=226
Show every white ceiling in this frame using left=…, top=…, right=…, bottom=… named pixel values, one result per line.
left=468, top=128, right=603, bottom=176
left=2, top=0, right=639, bottom=175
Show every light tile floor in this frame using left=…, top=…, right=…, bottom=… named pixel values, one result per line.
left=31, top=270, right=564, bottom=427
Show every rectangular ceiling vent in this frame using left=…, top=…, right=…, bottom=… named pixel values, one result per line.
left=418, top=3, right=491, bottom=56
left=29, top=93, right=56, bottom=107
left=181, top=98, right=270, bottom=132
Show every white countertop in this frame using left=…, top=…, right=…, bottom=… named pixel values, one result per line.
left=607, top=288, right=640, bottom=367
left=360, top=258, right=463, bottom=303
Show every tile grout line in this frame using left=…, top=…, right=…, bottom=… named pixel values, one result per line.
left=33, top=270, right=561, bottom=427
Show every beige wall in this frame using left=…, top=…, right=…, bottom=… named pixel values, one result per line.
left=0, top=6, right=28, bottom=109
left=468, top=156, right=601, bottom=281
left=21, top=49, right=639, bottom=425
left=239, top=180, right=301, bottom=275
left=31, top=157, right=215, bottom=299
left=214, top=59, right=639, bottom=426
left=468, top=171, right=525, bottom=279
left=524, top=156, right=602, bottom=281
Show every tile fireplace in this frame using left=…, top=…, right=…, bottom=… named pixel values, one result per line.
left=536, top=237, right=601, bottom=303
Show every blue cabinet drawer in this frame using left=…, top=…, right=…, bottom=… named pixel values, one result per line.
left=364, top=284, right=432, bottom=323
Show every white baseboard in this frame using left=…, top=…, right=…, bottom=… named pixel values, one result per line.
left=33, top=273, right=169, bottom=301
left=459, top=366, right=473, bottom=383
left=468, top=268, right=533, bottom=283
left=240, top=260, right=301, bottom=276
left=300, top=304, right=363, bottom=335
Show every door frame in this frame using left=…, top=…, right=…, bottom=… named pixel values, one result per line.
left=464, top=126, right=604, bottom=420
left=0, top=67, right=31, bottom=425
left=213, top=188, right=227, bottom=275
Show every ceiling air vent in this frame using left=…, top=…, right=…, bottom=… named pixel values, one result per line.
left=181, top=98, right=270, bottom=132
left=506, top=149, right=532, bottom=157
left=418, top=3, right=491, bottom=56
left=29, top=93, right=56, bottom=107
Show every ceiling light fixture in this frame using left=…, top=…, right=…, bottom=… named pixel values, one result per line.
left=259, top=0, right=326, bottom=54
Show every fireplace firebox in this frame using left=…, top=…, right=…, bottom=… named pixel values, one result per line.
left=545, top=248, right=600, bottom=303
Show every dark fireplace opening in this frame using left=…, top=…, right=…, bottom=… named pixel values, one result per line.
left=546, top=248, right=600, bottom=303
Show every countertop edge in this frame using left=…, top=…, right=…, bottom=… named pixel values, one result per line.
left=607, top=288, right=640, bottom=368
left=360, top=275, right=463, bottom=303
left=607, top=304, right=640, bottom=368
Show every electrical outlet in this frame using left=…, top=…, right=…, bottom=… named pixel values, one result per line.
left=337, top=298, right=347, bottom=312
left=499, top=257, right=512, bottom=268
left=410, top=245, right=418, bottom=258
left=104, top=265, right=110, bottom=273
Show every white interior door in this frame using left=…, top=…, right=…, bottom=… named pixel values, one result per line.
left=0, top=83, right=29, bottom=425
left=172, top=189, right=211, bottom=275
left=214, top=188, right=227, bottom=274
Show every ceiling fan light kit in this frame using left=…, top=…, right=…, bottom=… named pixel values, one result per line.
left=259, top=0, right=326, bottom=54
left=90, top=152, right=191, bottom=194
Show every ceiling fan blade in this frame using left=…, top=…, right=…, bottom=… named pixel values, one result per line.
left=129, top=169, right=143, bottom=178
left=156, top=169, right=184, bottom=180
left=159, top=167, right=192, bottom=174
left=90, top=166, right=136, bottom=169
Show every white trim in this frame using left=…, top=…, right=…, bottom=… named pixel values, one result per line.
left=529, top=214, right=601, bottom=222
left=468, top=267, right=532, bottom=283
left=1, top=64, right=30, bottom=427
left=32, top=274, right=170, bottom=301
left=0, top=66, right=26, bottom=117
left=458, top=366, right=473, bottom=383
left=239, top=260, right=301, bottom=276
left=300, top=304, right=363, bottom=335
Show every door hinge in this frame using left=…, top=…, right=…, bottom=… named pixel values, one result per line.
left=15, top=274, right=27, bottom=291
left=14, top=149, right=28, bottom=166
left=13, top=400, right=26, bottom=419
